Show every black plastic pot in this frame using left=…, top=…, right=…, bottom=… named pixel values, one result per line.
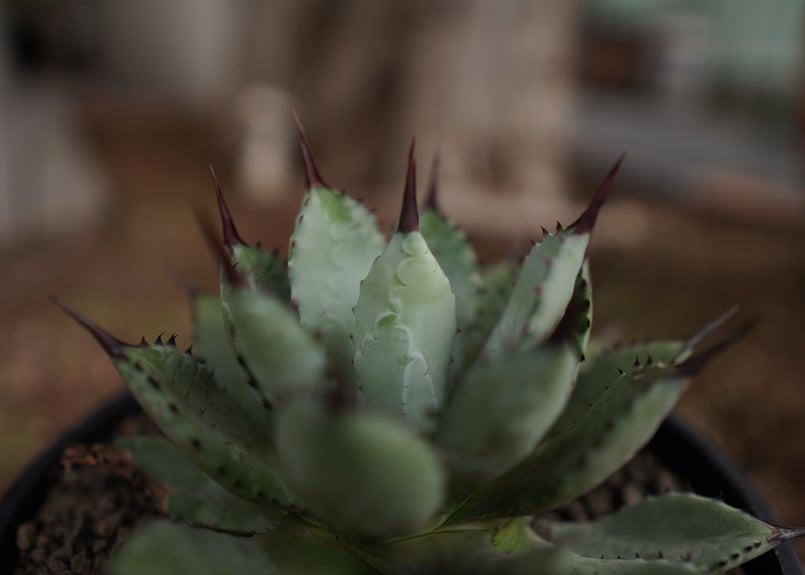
left=0, top=392, right=801, bottom=573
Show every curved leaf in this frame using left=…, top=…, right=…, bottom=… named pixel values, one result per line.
left=353, top=232, right=456, bottom=429
left=484, top=231, right=588, bottom=359
left=114, top=344, right=292, bottom=505
left=191, top=293, right=264, bottom=421
left=110, top=519, right=379, bottom=575
left=223, top=287, right=328, bottom=404
left=420, top=210, right=481, bottom=334
left=275, top=399, right=446, bottom=540
left=231, top=243, right=290, bottom=299
left=119, top=435, right=285, bottom=535
left=289, top=187, right=385, bottom=372
left=540, top=492, right=803, bottom=574
left=543, top=340, right=685, bottom=445
left=448, top=364, right=688, bottom=522
left=453, top=260, right=517, bottom=377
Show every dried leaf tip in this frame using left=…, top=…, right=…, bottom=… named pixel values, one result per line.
left=209, top=166, right=245, bottom=249
left=682, top=305, right=740, bottom=353
left=53, top=298, right=128, bottom=357
left=425, top=152, right=441, bottom=212
left=676, top=318, right=756, bottom=376
left=292, top=108, right=327, bottom=189
left=398, top=138, right=419, bottom=233
left=196, top=210, right=247, bottom=288
left=569, top=153, right=625, bottom=235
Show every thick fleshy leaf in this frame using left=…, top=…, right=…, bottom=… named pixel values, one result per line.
left=288, top=187, right=385, bottom=372
left=484, top=230, right=588, bottom=359
left=483, top=158, right=622, bottom=358
left=352, top=231, right=456, bottom=429
left=223, top=287, right=328, bottom=404
left=438, top=343, right=580, bottom=483
left=438, top=269, right=592, bottom=485
left=540, top=493, right=805, bottom=574
left=110, top=519, right=379, bottom=575
left=210, top=170, right=290, bottom=298
left=114, top=344, right=292, bottom=505
left=191, top=292, right=265, bottom=421
left=119, top=435, right=285, bottom=534
left=448, top=363, right=688, bottom=522
left=420, top=209, right=481, bottom=334
left=231, top=243, right=290, bottom=299
left=502, top=548, right=698, bottom=575
left=542, top=340, right=685, bottom=445
left=452, top=260, right=517, bottom=376
left=275, top=400, right=446, bottom=540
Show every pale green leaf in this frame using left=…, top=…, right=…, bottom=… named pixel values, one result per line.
left=484, top=230, right=588, bottom=359
left=289, top=187, right=385, bottom=371
left=191, top=293, right=264, bottom=421
left=438, top=343, right=580, bottom=483
left=453, top=260, right=517, bottom=376
left=420, top=210, right=481, bottom=333
left=275, top=399, right=446, bottom=540
left=223, top=288, right=328, bottom=404
left=231, top=243, right=290, bottom=299
left=353, top=231, right=456, bottom=429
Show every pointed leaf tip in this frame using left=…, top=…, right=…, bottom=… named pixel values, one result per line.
left=683, top=305, right=741, bottom=352
left=770, top=524, right=805, bottom=544
left=292, top=108, right=327, bottom=189
left=398, top=139, right=419, bottom=232
left=676, top=318, right=756, bottom=376
left=53, top=298, right=128, bottom=357
left=209, top=166, right=245, bottom=249
left=425, top=152, right=441, bottom=212
left=569, top=153, right=625, bottom=235
left=196, top=210, right=247, bottom=288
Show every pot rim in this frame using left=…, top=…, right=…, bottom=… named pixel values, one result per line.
left=0, top=392, right=800, bottom=573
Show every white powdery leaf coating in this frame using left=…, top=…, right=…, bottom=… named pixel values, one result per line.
left=353, top=232, right=456, bottom=429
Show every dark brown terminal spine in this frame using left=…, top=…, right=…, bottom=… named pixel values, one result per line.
left=209, top=166, right=245, bottom=249
left=569, top=153, right=625, bottom=234
left=292, top=108, right=328, bottom=189
left=53, top=298, right=129, bottom=358
left=398, top=139, right=419, bottom=233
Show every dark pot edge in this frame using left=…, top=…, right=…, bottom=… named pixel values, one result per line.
left=0, top=393, right=800, bottom=573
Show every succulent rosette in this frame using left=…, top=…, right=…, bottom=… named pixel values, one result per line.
left=59, top=115, right=803, bottom=575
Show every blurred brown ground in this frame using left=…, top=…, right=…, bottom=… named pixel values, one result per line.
left=1, top=97, right=804, bottom=562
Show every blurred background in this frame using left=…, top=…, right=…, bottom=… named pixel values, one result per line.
left=1, top=0, right=804, bottom=559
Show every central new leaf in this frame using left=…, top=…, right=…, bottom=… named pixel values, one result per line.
left=352, top=145, right=456, bottom=429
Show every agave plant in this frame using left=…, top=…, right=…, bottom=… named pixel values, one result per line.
left=59, top=116, right=803, bottom=575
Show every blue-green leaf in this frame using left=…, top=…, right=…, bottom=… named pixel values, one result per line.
left=275, top=399, right=446, bottom=540
left=114, top=344, right=292, bottom=505
left=119, top=435, right=286, bottom=534
left=191, top=293, right=264, bottom=421
left=448, top=363, right=688, bottom=522
left=540, top=493, right=804, bottom=574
